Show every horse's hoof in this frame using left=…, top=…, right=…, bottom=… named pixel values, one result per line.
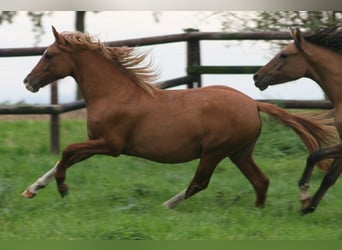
left=58, top=184, right=69, bottom=197
left=59, top=189, right=68, bottom=197
left=301, top=206, right=315, bottom=215
left=22, top=189, right=36, bottom=198
left=162, top=201, right=175, bottom=209
left=300, top=197, right=311, bottom=209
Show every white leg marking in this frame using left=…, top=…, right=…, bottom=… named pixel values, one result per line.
left=162, top=188, right=187, bottom=209
left=299, top=183, right=310, bottom=201
left=22, top=161, right=59, bottom=198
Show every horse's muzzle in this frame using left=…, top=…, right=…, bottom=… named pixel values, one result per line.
left=253, top=77, right=268, bottom=91
left=23, top=75, right=40, bottom=93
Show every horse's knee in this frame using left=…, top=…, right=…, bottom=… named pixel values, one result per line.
left=260, top=177, right=269, bottom=191
left=306, top=150, right=322, bottom=168
left=256, top=177, right=269, bottom=192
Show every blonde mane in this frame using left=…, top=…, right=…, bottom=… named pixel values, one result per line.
left=60, top=31, right=159, bottom=96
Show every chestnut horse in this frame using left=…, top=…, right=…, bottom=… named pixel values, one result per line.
left=254, top=26, right=342, bottom=214
left=22, top=27, right=335, bottom=209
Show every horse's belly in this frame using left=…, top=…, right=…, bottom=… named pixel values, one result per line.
left=127, top=149, right=200, bottom=164
left=123, top=133, right=202, bottom=163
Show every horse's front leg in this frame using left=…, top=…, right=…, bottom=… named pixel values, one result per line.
left=298, top=144, right=342, bottom=208
left=55, top=139, right=112, bottom=197
left=22, top=139, right=110, bottom=198
left=302, top=158, right=342, bottom=214
left=22, top=161, right=59, bottom=198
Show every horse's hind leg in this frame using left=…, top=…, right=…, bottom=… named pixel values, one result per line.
left=163, top=153, right=223, bottom=209
left=230, top=144, right=269, bottom=207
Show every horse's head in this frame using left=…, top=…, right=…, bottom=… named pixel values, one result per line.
left=24, top=26, right=74, bottom=93
left=253, top=27, right=308, bottom=91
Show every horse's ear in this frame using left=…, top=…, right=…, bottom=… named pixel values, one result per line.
left=290, top=27, right=305, bottom=49
left=52, top=26, right=65, bottom=45
left=290, top=27, right=297, bottom=39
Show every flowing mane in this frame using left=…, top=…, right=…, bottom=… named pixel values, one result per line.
left=60, top=31, right=158, bottom=95
left=304, top=26, right=342, bottom=54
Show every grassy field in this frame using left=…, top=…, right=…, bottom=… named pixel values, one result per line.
left=0, top=114, right=341, bottom=240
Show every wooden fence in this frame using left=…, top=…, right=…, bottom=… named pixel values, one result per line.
left=0, top=31, right=333, bottom=153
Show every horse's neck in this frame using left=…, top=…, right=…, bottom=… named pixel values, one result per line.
left=71, top=51, right=139, bottom=106
left=306, top=45, right=342, bottom=105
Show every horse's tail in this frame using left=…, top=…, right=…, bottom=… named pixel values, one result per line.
left=257, top=102, right=338, bottom=172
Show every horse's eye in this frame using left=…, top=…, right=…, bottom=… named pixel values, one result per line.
left=44, top=53, right=53, bottom=60
left=280, top=52, right=288, bottom=59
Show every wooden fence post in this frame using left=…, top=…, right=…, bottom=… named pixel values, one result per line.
left=185, top=29, right=202, bottom=88
left=50, top=81, right=60, bottom=154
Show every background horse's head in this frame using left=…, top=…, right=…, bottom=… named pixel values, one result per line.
left=24, top=26, right=74, bottom=93
left=253, top=27, right=309, bottom=91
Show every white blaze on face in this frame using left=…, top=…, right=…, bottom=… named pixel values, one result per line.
left=299, top=183, right=310, bottom=202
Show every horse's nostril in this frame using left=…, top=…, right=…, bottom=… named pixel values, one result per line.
left=23, top=74, right=31, bottom=84
left=253, top=74, right=259, bottom=81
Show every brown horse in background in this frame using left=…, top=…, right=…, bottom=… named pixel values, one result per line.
left=254, top=26, right=342, bottom=214
left=22, top=26, right=336, bottom=209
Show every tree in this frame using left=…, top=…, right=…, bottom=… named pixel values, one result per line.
left=218, top=11, right=341, bottom=32
left=0, top=11, right=87, bottom=100
left=195, top=11, right=341, bottom=50
left=251, top=11, right=341, bottom=31
left=0, top=11, right=52, bottom=46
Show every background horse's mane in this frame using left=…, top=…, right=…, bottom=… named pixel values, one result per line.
left=61, top=31, right=158, bottom=95
left=304, top=26, right=342, bottom=54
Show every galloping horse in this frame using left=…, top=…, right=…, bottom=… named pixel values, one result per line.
left=254, top=26, right=342, bottom=214
left=22, top=27, right=336, bottom=209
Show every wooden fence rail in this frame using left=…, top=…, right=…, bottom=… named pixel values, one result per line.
left=0, top=99, right=333, bottom=116
left=0, top=31, right=332, bottom=153
left=0, top=31, right=293, bottom=57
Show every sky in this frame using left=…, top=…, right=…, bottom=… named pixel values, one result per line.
left=0, top=11, right=325, bottom=104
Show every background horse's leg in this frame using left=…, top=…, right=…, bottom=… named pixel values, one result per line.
left=302, top=158, right=342, bottom=214
left=298, top=143, right=342, bottom=208
left=230, top=144, right=269, bottom=207
left=163, top=153, right=223, bottom=209
left=22, top=161, right=59, bottom=198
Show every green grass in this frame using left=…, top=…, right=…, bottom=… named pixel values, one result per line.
left=0, top=116, right=341, bottom=240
